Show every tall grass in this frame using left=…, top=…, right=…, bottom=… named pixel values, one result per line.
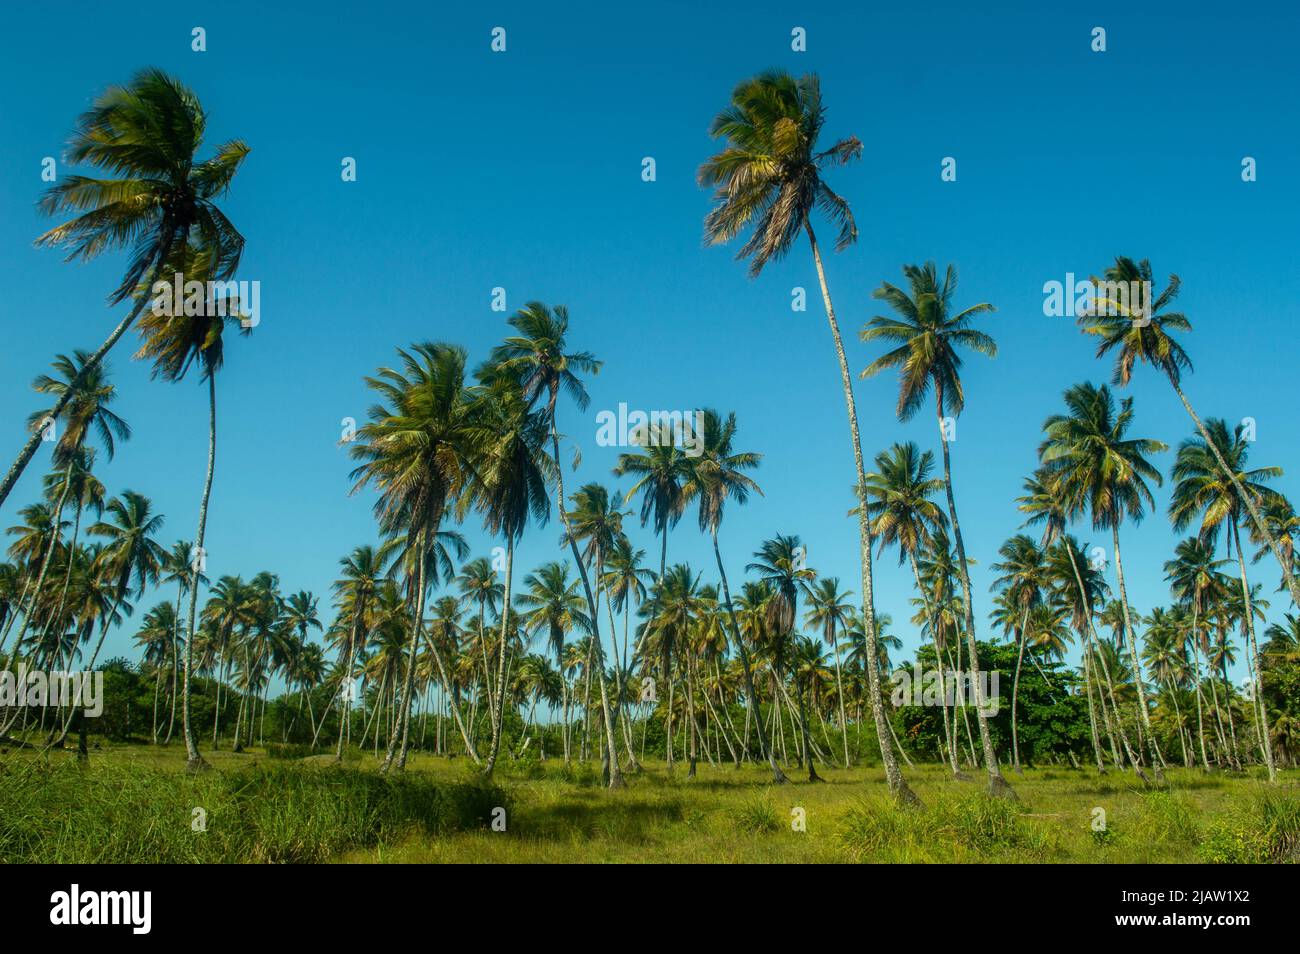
left=0, top=759, right=506, bottom=863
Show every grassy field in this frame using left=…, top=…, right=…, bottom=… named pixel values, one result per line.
left=3, top=744, right=1298, bottom=863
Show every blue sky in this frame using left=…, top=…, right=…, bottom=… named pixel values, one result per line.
left=2, top=0, right=1297, bottom=683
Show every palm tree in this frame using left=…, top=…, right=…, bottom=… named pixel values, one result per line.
left=468, top=374, right=553, bottom=778
left=863, top=441, right=964, bottom=775
left=515, top=560, right=591, bottom=763
left=1143, top=606, right=1193, bottom=767
left=1170, top=419, right=1283, bottom=781
left=804, top=577, right=854, bottom=768
left=2, top=69, right=248, bottom=510
left=7, top=354, right=128, bottom=664
left=330, top=546, right=385, bottom=757
left=159, top=539, right=205, bottom=743
left=568, top=482, right=640, bottom=768
left=137, top=250, right=249, bottom=771
left=991, top=535, right=1050, bottom=774
left=134, top=601, right=180, bottom=743
left=487, top=303, right=622, bottom=787
left=699, top=71, right=915, bottom=804
left=680, top=409, right=785, bottom=781
left=1079, top=256, right=1300, bottom=611
left=1163, top=537, right=1228, bottom=770
left=1039, top=381, right=1167, bottom=779
left=350, top=343, right=484, bottom=772
left=861, top=261, right=1009, bottom=797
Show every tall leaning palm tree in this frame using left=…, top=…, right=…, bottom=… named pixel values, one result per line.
left=488, top=303, right=622, bottom=787
left=8, top=353, right=128, bottom=662
left=682, top=409, right=785, bottom=782
left=2, top=69, right=247, bottom=511
left=137, top=249, right=248, bottom=771
left=1079, top=256, right=1300, bottom=611
left=861, top=261, right=1011, bottom=797
left=698, top=71, right=916, bottom=804
left=1039, top=381, right=1168, bottom=780
left=863, top=441, right=963, bottom=776
left=1169, top=418, right=1283, bottom=782
left=350, top=343, right=481, bottom=773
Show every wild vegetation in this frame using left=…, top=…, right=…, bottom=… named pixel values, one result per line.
left=3, top=68, right=1299, bottom=863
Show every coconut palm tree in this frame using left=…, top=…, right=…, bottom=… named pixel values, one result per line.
left=568, top=483, right=640, bottom=768
left=1079, top=256, right=1300, bottom=611
left=7, top=354, right=128, bottom=663
left=1170, top=419, right=1284, bottom=780
left=861, top=261, right=1009, bottom=797
left=863, top=441, right=964, bottom=775
left=467, top=375, right=553, bottom=779
left=991, top=535, right=1050, bottom=774
left=330, top=546, right=387, bottom=757
left=137, top=250, right=249, bottom=771
left=159, top=539, right=205, bottom=743
left=1039, top=381, right=1167, bottom=779
left=134, top=601, right=179, bottom=743
left=349, top=343, right=483, bottom=772
left=698, top=71, right=915, bottom=803
left=2, top=69, right=248, bottom=510
left=487, top=302, right=622, bottom=787
left=803, top=578, right=855, bottom=769
left=515, top=560, right=591, bottom=763
left=680, top=409, right=785, bottom=781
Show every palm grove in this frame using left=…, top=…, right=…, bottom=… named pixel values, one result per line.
left=3, top=69, right=1299, bottom=802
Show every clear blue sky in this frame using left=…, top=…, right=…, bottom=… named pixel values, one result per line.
left=2, top=0, right=1297, bottom=684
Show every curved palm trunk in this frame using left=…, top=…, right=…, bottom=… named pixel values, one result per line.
left=5, top=461, right=73, bottom=662
left=1171, top=381, right=1300, bottom=610
left=1230, top=523, right=1274, bottom=780
left=181, top=374, right=217, bottom=770
left=483, top=537, right=515, bottom=777
left=1063, top=542, right=1143, bottom=774
left=1010, top=605, right=1030, bottom=774
left=712, top=528, right=785, bottom=782
left=384, top=527, right=434, bottom=772
left=547, top=417, right=622, bottom=789
left=163, top=579, right=183, bottom=744
left=829, top=626, right=850, bottom=768
left=1081, top=647, right=1106, bottom=772
left=806, top=222, right=916, bottom=806
left=1110, top=528, right=1165, bottom=780
left=907, top=552, right=963, bottom=778
left=932, top=384, right=1013, bottom=798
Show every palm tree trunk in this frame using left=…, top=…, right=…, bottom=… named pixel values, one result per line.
left=712, top=527, right=784, bottom=781
left=5, top=460, right=73, bottom=661
left=1011, top=606, right=1030, bottom=774
left=1082, top=647, right=1106, bottom=772
left=829, top=624, right=851, bottom=768
left=181, top=373, right=217, bottom=771
left=483, top=537, right=515, bottom=777
left=908, top=552, right=963, bottom=778
left=805, top=221, right=916, bottom=806
left=932, top=384, right=1011, bottom=798
left=1110, top=527, right=1165, bottom=779
left=383, top=526, right=432, bottom=772
left=1231, top=522, right=1275, bottom=782
left=163, top=579, right=183, bottom=744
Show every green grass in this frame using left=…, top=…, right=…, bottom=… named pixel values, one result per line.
left=3, top=744, right=1297, bottom=863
